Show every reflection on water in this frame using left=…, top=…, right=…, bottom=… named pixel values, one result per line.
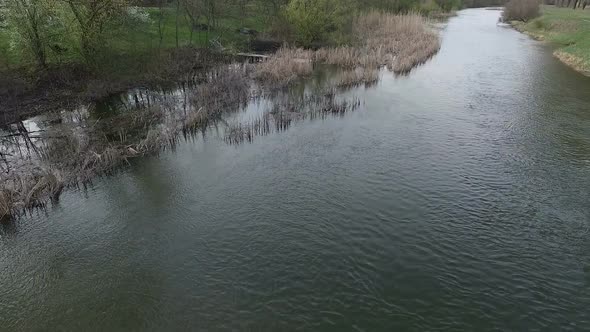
left=2, top=8, right=590, bottom=331
left=0, top=64, right=368, bottom=218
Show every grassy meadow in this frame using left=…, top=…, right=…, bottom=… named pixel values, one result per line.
left=514, top=6, right=590, bottom=75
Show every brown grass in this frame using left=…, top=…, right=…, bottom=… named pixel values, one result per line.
left=253, top=48, right=314, bottom=88
left=355, top=12, right=441, bottom=73
left=259, top=12, right=440, bottom=85
left=336, top=68, right=380, bottom=88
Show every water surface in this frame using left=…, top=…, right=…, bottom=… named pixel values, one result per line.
left=2, top=8, right=590, bottom=331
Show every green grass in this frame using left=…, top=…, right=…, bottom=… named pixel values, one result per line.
left=515, top=6, right=590, bottom=74
left=0, top=6, right=267, bottom=71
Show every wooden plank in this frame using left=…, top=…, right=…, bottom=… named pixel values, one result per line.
left=236, top=53, right=269, bottom=59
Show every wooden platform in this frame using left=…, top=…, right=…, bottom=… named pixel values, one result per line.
left=236, top=53, right=269, bottom=62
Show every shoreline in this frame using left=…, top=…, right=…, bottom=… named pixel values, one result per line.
left=512, top=21, right=590, bottom=77
left=0, top=48, right=229, bottom=127
left=1, top=13, right=442, bottom=221
left=509, top=5, right=590, bottom=78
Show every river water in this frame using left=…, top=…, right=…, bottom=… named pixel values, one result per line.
left=2, top=8, right=590, bottom=331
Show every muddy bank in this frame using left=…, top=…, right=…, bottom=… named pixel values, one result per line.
left=0, top=48, right=229, bottom=127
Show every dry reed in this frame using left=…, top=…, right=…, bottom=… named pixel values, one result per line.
left=253, top=48, right=314, bottom=87
left=259, top=12, right=440, bottom=87
left=336, top=68, right=380, bottom=88
left=225, top=91, right=362, bottom=145
left=0, top=13, right=439, bottom=220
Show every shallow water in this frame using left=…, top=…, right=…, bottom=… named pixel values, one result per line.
left=2, top=8, right=590, bottom=331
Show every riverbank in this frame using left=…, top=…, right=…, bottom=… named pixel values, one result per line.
left=3, top=9, right=590, bottom=331
left=511, top=6, right=590, bottom=76
left=0, top=5, right=444, bottom=127
left=0, top=12, right=441, bottom=221
left=0, top=48, right=231, bottom=126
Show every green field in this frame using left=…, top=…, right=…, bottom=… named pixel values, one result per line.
left=514, top=6, right=590, bottom=74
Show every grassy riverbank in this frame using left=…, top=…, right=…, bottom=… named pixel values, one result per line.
left=512, top=6, right=590, bottom=75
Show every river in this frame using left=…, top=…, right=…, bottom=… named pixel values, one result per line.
left=2, top=8, right=590, bottom=331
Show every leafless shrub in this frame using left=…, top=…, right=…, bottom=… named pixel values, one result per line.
left=185, top=66, right=251, bottom=134
left=502, top=0, right=540, bottom=22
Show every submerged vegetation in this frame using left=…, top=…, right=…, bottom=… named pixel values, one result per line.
left=510, top=5, right=590, bottom=75
left=0, top=61, right=367, bottom=220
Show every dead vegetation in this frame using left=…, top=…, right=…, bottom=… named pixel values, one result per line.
left=336, top=68, right=380, bottom=88
left=254, top=11, right=440, bottom=88
left=224, top=91, right=361, bottom=145
left=313, top=12, right=440, bottom=74
left=0, top=66, right=250, bottom=219
left=0, top=12, right=441, bottom=221
left=253, top=48, right=314, bottom=88
left=353, top=11, right=441, bottom=73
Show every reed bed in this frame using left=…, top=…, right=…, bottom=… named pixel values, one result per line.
left=225, top=91, right=361, bottom=145
left=0, top=66, right=252, bottom=219
left=0, top=12, right=438, bottom=220
left=336, top=68, right=380, bottom=88
left=185, top=67, right=250, bottom=134
left=256, top=12, right=440, bottom=89
left=354, top=11, right=440, bottom=73
left=253, top=48, right=314, bottom=88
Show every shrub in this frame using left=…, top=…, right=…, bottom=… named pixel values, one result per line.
left=502, top=0, right=541, bottom=22
left=285, top=0, right=357, bottom=47
left=417, top=0, right=443, bottom=15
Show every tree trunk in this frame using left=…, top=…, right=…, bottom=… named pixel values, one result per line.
left=175, top=0, right=180, bottom=48
left=158, top=0, right=164, bottom=47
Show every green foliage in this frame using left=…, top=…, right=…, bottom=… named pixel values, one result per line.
left=285, top=0, right=333, bottom=46
left=416, top=0, right=442, bottom=15
left=435, top=0, right=462, bottom=11
left=4, top=0, right=57, bottom=68
left=285, top=0, right=358, bottom=46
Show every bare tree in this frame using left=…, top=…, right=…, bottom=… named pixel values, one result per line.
left=64, top=0, right=130, bottom=63
left=6, top=0, right=50, bottom=69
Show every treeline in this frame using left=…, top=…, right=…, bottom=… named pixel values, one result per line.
left=554, top=0, right=588, bottom=9
left=462, top=0, right=507, bottom=7
left=1, top=0, right=475, bottom=72
left=3, top=0, right=149, bottom=69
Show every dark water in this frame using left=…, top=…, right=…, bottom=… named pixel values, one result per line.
left=2, top=8, right=590, bottom=331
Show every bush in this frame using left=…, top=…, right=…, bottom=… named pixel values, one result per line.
left=502, top=0, right=541, bottom=22
left=416, top=0, right=443, bottom=15
left=285, top=0, right=357, bottom=47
